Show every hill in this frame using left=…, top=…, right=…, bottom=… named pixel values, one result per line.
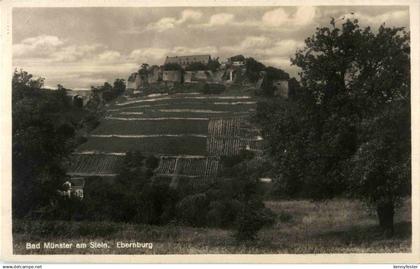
left=68, top=90, right=263, bottom=179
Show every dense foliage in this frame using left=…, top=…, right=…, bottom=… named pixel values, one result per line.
left=163, top=63, right=183, bottom=71
left=12, top=70, right=126, bottom=218
left=91, top=79, right=126, bottom=102
left=47, top=149, right=274, bottom=240
left=184, top=58, right=221, bottom=72
left=257, top=19, right=410, bottom=235
left=12, top=70, right=80, bottom=218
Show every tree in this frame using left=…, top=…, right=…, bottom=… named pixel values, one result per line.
left=207, top=57, right=221, bottom=72
left=12, top=70, right=76, bottom=218
left=230, top=55, right=246, bottom=62
left=138, top=63, right=149, bottom=76
left=113, top=78, right=126, bottom=96
left=261, top=66, right=291, bottom=96
left=245, top=57, right=266, bottom=83
left=185, top=62, right=208, bottom=71
left=349, top=101, right=410, bottom=235
left=261, top=18, right=410, bottom=234
left=99, top=80, right=125, bottom=102
left=265, top=66, right=289, bottom=81
left=163, top=63, right=182, bottom=71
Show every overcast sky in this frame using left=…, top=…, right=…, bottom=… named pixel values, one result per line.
left=13, top=6, right=409, bottom=90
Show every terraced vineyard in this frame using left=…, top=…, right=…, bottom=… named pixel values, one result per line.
left=68, top=91, right=263, bottom=179
left=67, top=153, right=123, bottom=177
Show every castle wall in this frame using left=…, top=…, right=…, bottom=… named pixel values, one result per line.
left=162, top=70, right=182, bottom=83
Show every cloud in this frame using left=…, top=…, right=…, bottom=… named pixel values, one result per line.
left=146, top=9, right=203, bottom=32
left=97, top=50, right=122, bottom=62
left=129, top=48, right=170, bottom=63
left=262, top=6, right=317, bottom=27
left=189, top=12, right=236, bottom=28
left=220, top=37, right=304, bottom=74
left=221, top=36, right=273, bottom=53
left=241, top=36, right=273, bottom=49
left=13, top=35, right=65, bottom=58
left=179, top=9, right=203, bottom=23
left=208, top=13, right=235, bottom=26
left=262, top=56, right=300, bottom=77
left=172, top=46, right=218, bottom=55
left=14, top=34, right=125, bottom=64
left=261, top=9, right=289, bottom=27
left=147, top=17, right=178, bottom=32
left=221, top=38, right=303, bottom=61
left=338, top=10, right=409, bottom=28
left=128, top=46, right=219, bottom=64
left=258, top=39, right=304, bottom=56
left=51, top=44, right=105, bottom=62
left=13, top=34, right=130, bottom=89
left=191, top=8, right=316, bottom=31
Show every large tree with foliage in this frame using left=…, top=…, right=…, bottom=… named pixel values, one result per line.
left=259, top=18, right=410, bottom=235
left=12, top=70, right=76, bottom=217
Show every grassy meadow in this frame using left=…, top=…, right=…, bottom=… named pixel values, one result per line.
left=13, top=198, right=411, bottom=254
left=77, top=136, right=208, bottom=155
left=114, top=102, right=256, bottom=113
left=91, top=118, right=209, bottom=136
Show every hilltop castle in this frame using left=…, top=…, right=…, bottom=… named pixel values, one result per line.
left=127, top=54, right=290, bottom=97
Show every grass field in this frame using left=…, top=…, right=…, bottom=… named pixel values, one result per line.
left=91, top=118, right=209, bottom=136
left=13, top=198, right=411, bottom=254
left=110, top=101, right=256, bottom=113
left=74, top=93, right=258, bottom=158
left=110, top=111, right=251, bottom=119
left=77, top=136, right=208, bottom=155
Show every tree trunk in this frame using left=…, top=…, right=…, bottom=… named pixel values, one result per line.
left=376, top=201, right=395, bottom=237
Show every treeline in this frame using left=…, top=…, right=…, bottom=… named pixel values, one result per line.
left=229, top=54, right=299, bottom=96
left=256, top=19, right=410, bottom=235
left=42, top=150, right=275, bottom=240
left=91, top=79, right=125, bottom=102
left=12, top=70, right=125, bottom=218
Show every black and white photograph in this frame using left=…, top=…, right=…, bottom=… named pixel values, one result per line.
left=1, top=0, right=419, bottom=262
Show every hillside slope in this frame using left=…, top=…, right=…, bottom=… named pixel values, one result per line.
left=68, top=91, right=263, bottom=178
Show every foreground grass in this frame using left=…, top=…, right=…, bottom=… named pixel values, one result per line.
left=13, top=198, right=411, bottom=254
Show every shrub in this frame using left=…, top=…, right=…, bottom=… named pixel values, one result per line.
left=145, top=155, right=160, bottom=170
left=135, top=180, right=178, bottom=225
left=206, top=199, right=242, bottom=228
left=176, top=193, right=209, bottom=226
left=234, top=200, right=275, bottom=241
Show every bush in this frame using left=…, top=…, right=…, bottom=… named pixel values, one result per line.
left=135, top=180, right=178, bottom=225
left=206, top=199, right=242, bottom=228
left=176, top=193, right=209, bottom=226
left=234, top=200, right=275, bottom=241
left=145, top=155, right=160, bottom=170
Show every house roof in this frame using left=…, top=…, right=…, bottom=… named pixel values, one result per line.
left=165, top=55, right=211, bottom=65
left=70, top=177, right=85, bottom=187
